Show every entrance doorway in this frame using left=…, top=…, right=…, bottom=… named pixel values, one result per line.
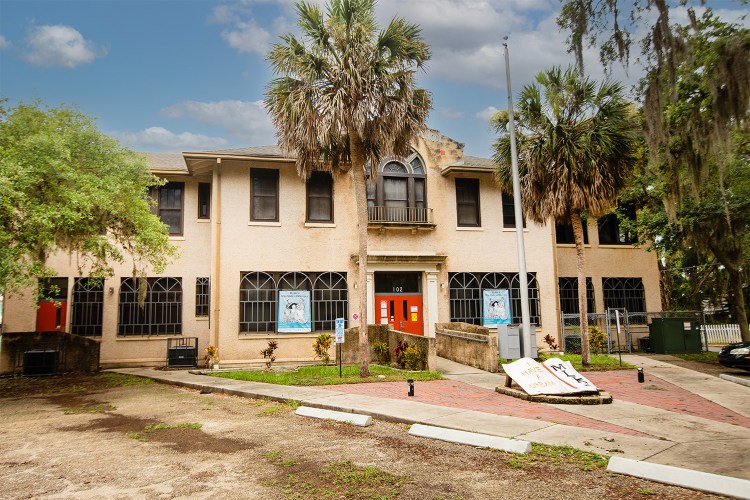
left=374, top=272, right=423, bottom=335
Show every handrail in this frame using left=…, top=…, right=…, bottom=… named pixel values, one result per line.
left=368, top=206, right=433, bottom=224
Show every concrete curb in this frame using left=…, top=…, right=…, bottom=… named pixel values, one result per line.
left=607, top=456, right=750, bottom=499
left=295, top=406, right=372, bottom=426
left=720, top=374, right=750, bottom=388
left=408, top=423, right=532, bottom=454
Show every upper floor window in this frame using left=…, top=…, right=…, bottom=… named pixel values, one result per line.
left=455, top=178, right=480, bottom=227
left=598, top=204, right=636, bottom=245
left=556, top=221, right=589, bottom=244
left=367, top=151, right=429, bottom=224
left=151, top=182, right=184, bottom=235
left=501, top=192, right=525, bottom=228
left=251, top=169, right=279, bottom=221
left=306, top=172, right=333, bottom=222
left=198, top=183, right=211, bottom=220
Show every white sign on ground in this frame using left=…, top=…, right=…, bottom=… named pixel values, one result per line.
left=502, top=357, right=598, bottom=396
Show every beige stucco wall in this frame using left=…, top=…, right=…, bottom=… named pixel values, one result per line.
left=556, top=219, right=662, bottom=314
left=1, top=132, right=662, bottom=368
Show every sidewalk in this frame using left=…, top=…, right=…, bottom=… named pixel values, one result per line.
left=112, top=355, right=750, bottom=481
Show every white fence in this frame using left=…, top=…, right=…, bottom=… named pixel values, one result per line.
left=701, top=324, right=745, bottom=345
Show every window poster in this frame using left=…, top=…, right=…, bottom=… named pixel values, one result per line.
left=278, top=290, right=312, bottom=333
left=482, top=289, right=511, bottom=327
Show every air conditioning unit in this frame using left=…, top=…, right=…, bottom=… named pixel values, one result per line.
left=23, top=350, right=59, bottom=376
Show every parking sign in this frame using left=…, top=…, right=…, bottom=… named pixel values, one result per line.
left=335, top=318, right=345, bottom=344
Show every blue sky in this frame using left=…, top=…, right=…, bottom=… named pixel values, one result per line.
left=1, top=0, right=746, bottom=157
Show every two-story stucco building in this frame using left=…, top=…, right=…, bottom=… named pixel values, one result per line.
left=1, top=130, right=661, bottom=368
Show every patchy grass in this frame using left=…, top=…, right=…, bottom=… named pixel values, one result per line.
left=0, top=372, right=152, bottom=399
left=502, top=444, right=609, bottom=471
left=535, top=353, right=635, bottom=371
left=129, top=422, right=202, bottom=442
left=673, top=351, right=719, bottom=364
left=263, top=460, right=409, bottom=499
left=63, top=403, right=117, bottom=415
left=209, top=364, right=442, bottom=386
left=264, top=450, right=299, bottom=467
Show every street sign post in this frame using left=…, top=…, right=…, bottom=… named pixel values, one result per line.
left=335, top=318, right=345, bottom=377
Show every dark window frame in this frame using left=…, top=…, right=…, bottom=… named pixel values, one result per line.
left=558, top=277, right=596, bottom=315
left=250, top=169, right=280, bottom=222
left=367, top=152, right=428, bottom=223
left=198, top=183, right=211, bottom=220
left=501, top=192, right=525, bottom=228
left=598, top=204, right=637, bottom=245
left=71, top=277, right=104, bottom=337
left=448, top=272, right=541, bottom=326
left=151, top=182, right=185, bottom=236
left=118, top=277, right=182, bottom=336
left=602, top=277, right=646, bottom=313
left=455, top=178, right=481, bottom=227
left=555, top=221, right=589, bottom=244
left=306, top=172, right=334, bottom=223
left=239, top=271, right=348, bottom=334
left=195, top=277, right=210, bottom=317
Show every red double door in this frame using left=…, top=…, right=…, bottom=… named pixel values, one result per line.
left=375, top=295, right=423, bottom=336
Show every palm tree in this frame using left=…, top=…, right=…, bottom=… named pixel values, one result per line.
left=264, top=0, right=431, bottom=376
left=493, top=66, right=639, bottom=365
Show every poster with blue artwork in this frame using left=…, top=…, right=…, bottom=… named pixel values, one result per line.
left=482, top=289, right=511, bottom=327
left=278, top=290, right=312, bottom=333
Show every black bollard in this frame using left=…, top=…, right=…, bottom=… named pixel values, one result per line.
left=407, top=379, right=414, bottom=397
left=637, top=367, right=645, bottom=383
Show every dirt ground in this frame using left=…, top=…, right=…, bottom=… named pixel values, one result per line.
left=0, top=373, right=730, bottom=499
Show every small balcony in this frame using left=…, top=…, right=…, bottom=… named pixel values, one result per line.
left=367, top=206, right=435, bottom=233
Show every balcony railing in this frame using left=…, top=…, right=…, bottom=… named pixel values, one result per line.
left=368, top=206, right=434, bottom=227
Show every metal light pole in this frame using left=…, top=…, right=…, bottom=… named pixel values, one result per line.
left=503, top=38, right=532, bottom=357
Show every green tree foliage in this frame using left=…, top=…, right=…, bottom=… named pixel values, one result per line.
left=616, top=14, right=750, bottom=339
left=0, top=100, right=177, bottom=295
left=493, top=67, right=640, bottom=365
left=264, top=0, right=431, bottom=376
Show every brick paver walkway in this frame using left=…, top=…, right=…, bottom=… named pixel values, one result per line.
left=319, top=369, right=750, bottom=438
left=585, top=370, right=750, bottom=428
left=321, top=379, right=651, bottom=437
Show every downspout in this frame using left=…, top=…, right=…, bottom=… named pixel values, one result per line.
left=209, top=160, right=222, bottom=350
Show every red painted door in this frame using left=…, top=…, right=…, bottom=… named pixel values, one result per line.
left=36, top=300, right=67, bottom=332
left=375, top=295, right=423, bottom=335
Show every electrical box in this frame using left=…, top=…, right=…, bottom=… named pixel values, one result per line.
left=649, top=318, right=702, bottom=354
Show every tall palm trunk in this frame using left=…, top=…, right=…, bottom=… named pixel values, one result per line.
left=350, top=133, right=371, bottom=377
left=571, top=212, right=590, bottom=365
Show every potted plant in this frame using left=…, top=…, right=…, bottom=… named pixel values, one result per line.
left=205, top=344, right=219, bottom=370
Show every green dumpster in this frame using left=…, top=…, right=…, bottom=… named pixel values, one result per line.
left=648, top=318, right=702, bottom=354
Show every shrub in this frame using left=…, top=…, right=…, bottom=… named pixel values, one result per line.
left=312, top=334, right=333, bottom=366
left=372, top=342, right=389, bottom=365
left=543, top=335, right=559, bottom=351
left=564, top=336, right=582, bottom=354
left=403, top=344, right=424, bottom=370
left=393, top=340, right=409, bottom=369
left=588, top=326, right=608, bottom=354
left=261, top=340, right=278, bottom=370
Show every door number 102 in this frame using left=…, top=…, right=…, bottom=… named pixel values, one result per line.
left=392, top=287, right=403, bottom=293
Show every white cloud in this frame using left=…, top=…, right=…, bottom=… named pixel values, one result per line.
left=160, top=99, right=276, bottom=144
left=439, top=108, right=464, bottom=119
left=111, top=127, right=230, bottom=152
left=475, top=106, right=500, bottom=122
left=22, top=25, right=104, bottom=68
left=0, top=35, right=11, bottom=50
left=221, top=19, right=273, bottom=55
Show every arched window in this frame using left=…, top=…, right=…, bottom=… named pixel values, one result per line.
left=313, top=272, right=349, bottom=331
left=119, top=277, right=182, bottom=336
left=449, top=273, right=481, bottom=324
left=240, top=272, right=276, bottom=333
left=448, top=272, right=541, bottom=326
left=367, top=151, right=427, bottom=223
